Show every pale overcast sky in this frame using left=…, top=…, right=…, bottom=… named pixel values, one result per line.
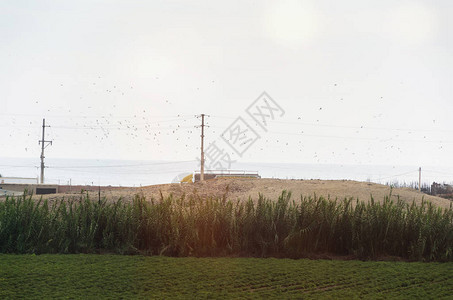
left=1, top=0, right=452, bottom=167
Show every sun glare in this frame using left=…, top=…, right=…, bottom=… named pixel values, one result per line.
left=263, top=0, right=319, bottom=47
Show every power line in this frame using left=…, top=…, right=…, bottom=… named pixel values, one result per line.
left=423, top=169, right=453, bottom=177
left=1, top=117, right=197, bottom=130
left=0, top=113, right=195, bottom=119
left=0, top=165, right=39, bottom=168
left=47, top=160, right=197, bottom=169
left=47, top=167, right=194, bottom=176
left=2, top=113, right=451, bottom=134
left=206, top=125, right=453, bottom=144
left=49, top=125, right=195, bottom=131
left=209, top=115, right=453, bottom=133
left=374, top=170, right=419, bottom=181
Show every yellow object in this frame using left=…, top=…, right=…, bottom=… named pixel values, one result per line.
left=181, top=174, right=193, bottom=183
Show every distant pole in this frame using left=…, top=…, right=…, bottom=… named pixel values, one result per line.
left=200, top=114, right=205, bottom=181
left=40, top=119, right=45, bottom=183
left=39, top=119, right=52, bottom=184
left=195, top=114, right=209, bottom=181
left=419, top=167, right=422, bottom=192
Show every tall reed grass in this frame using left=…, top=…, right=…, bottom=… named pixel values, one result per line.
left=0, top=191, right=452, bottom=261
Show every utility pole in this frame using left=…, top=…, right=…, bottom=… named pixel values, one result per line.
left=196, top=114, right=208, bottom=181
left=419, top=167, right=422, bottom=192
left=200, top=114, right=205, bottom=181
left=39, top=119, right=52, bottom=184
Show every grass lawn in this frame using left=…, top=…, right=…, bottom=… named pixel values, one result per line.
left=0, top=255, right=452, bottom=299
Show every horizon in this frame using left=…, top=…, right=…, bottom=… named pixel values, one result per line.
left=1, top=156, right=453, bottom=187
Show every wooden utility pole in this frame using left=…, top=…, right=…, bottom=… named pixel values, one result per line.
left=196, top=114, right=208, bottom=181
left=200, top=114, right=205, bottom=181
left=39, top=119, right=52, bottom=184
left=419, top=167, right=422, bottom=192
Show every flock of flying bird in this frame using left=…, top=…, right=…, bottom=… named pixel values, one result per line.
left=2, top=79, right=448, bottom=168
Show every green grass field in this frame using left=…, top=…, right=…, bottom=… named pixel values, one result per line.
left=0, top=255, right=452, bottom=299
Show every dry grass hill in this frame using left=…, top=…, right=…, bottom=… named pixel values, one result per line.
left=46, top=178, right=452, bottom=208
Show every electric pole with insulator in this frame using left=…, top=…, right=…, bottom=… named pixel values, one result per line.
left=196, top=114, right=208, bottom=181
left=39, top=118, right=52, bottom=184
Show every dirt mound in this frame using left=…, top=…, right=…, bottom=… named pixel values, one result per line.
left=40, top=178, right=452, bottom=208
left=135, top=178, right=450, bottom=208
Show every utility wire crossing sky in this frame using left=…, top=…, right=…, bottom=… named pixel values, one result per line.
left=0, top=0, right=452, bottom=168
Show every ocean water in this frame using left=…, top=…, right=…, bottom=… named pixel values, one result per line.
left=1, top=157, right=453, bottom=187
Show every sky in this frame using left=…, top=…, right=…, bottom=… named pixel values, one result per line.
left=1, top=0, right=452, bottom=169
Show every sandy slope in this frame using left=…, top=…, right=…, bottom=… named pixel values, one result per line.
left=66, top=178, right=453, bottom=208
